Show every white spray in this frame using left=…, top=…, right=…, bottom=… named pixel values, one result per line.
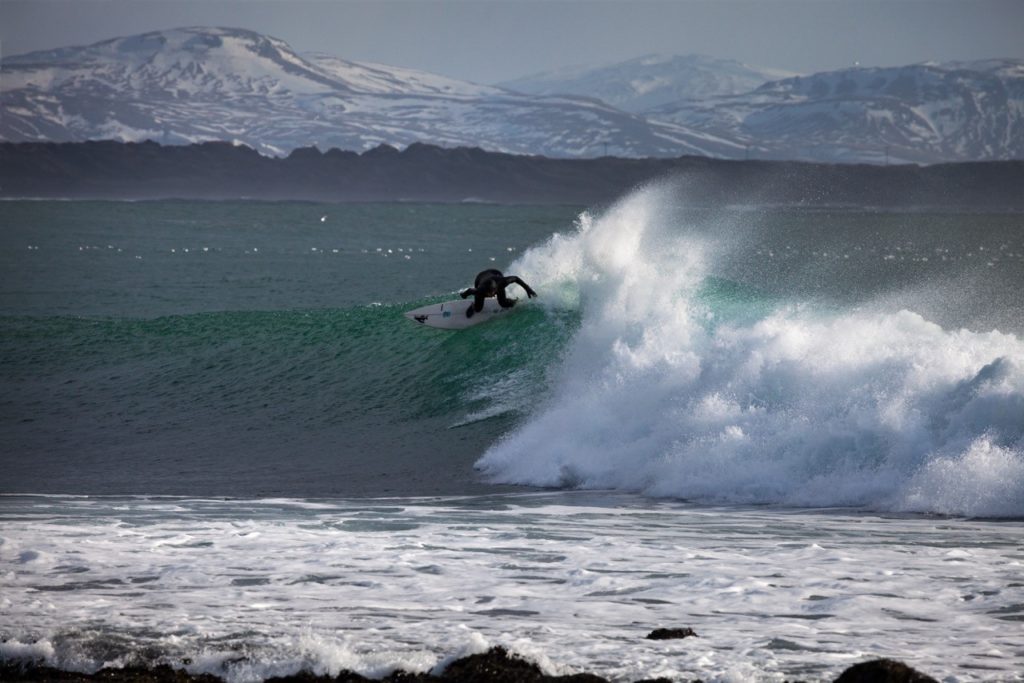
left=477, top=185, right=1024, bottom=517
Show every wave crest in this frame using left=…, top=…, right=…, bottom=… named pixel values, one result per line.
left=477, top=186, right=1024, bottom=517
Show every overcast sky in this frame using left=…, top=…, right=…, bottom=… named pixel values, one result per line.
left=3, top=0, right=1022, bottom=83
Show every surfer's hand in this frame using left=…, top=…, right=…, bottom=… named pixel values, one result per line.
left=526, top=288, right=537, bottom=298
left=460, top=289, right=471, bottom=299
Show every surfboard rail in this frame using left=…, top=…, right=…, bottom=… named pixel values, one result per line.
left=404, top=297, right=516, bottom=330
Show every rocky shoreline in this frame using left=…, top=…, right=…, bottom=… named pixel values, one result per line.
left=0, top=646, right=939, bottom=683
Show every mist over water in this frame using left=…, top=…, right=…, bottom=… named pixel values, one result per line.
left=479, top=184, right=1024, bottom=517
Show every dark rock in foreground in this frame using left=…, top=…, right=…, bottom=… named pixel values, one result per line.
left=430, top=647, right=608, bottom=682
left=0, top=663, right=223, bottom=682
left=0, top=650, right=609, bottom=683
left=833, top=658, right=939, bottom=683
left=645, top=628, right=698, bottom=640
left=0, top=649, right=942, bottom=683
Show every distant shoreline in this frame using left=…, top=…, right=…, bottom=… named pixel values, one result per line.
left=2, top=140, right=1022, bottom=209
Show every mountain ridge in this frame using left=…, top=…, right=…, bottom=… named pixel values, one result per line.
left=0, top=26, right=736, bottom=158
left=645, top=59, right=1024, bottom=163
left=2, top=27, right=1021, bottom=163
left=500, top=53, right=797, bottom=112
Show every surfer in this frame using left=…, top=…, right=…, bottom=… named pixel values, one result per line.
left=460, top=269, right=537, bottom=318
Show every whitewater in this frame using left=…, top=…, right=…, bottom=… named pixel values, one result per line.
left=1, top=192, right=1023, bottom=682
left=2, top=493, right=1022, bottom=682
left=480, top=184, right=1024, bottom=518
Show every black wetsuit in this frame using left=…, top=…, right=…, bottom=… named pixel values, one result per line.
left=460, top=269, right=537, bottom=317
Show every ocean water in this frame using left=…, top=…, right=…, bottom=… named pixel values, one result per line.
left=1, top=189, right=1023, bottom=682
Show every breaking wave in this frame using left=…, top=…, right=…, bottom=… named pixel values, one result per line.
left=477, top=185, right=1024, bottom=517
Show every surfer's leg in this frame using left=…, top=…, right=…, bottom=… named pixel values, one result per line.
left=467, top=292, right=486, bottom=318
left=497, top=289, right=516, bottom=308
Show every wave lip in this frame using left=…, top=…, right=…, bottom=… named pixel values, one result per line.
left=478, top=187, right=1024, bottom=518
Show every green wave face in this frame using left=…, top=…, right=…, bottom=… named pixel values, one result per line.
left=0, top=301, right=579, bottom=496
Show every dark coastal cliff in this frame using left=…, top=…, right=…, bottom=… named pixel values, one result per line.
left=2, top=140, right=1022, bottom=208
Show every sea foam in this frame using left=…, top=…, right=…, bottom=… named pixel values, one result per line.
left=477, top=185, right=1024, bottom=517
left=4, top=494, right=1021, bottom=681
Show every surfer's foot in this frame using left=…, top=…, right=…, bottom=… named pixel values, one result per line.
left=466, top=305, right=475, bottom=318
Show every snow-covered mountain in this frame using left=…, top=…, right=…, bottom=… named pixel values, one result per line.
left=2, top=28, right=1020, bottom=163
left=648, top=60, right=1024, bottom=163
left=502, top=54, right=1024, bottom=163
left=500, top=53, right=796, bottom=113
left=0, top=27, right=740, bottom=158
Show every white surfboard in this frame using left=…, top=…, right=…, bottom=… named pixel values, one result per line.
left=404, top=297, right=516, bottom=330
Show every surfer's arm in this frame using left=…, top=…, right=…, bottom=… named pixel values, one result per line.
left=460, top=287, right=476, bottom=299
left=505, top=276, right=537, bottom=298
